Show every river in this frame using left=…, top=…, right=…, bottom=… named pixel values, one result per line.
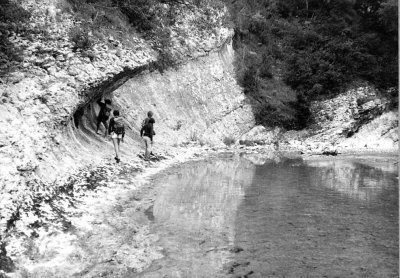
left=137, top=152, right=398, bottom=278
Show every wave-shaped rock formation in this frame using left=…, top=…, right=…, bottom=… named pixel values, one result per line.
left=0, top=0, right=256, bottom=237
left=75, top=40, right=254, bottom=153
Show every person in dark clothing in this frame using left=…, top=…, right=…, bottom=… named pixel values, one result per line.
left=140, top=111, right=155, bottom=160
left=96, top=98, right=112, bottom=136
left=141, top=111, right=156, bottom=136
left=108, top=110, right=125, bottom=163
left=73, top=107, right=84, bottom=128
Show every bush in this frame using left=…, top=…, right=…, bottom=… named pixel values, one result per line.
left=240, top=66, right=259, bottom=94
left=255, top=99, right=310, bottom=130
left=114, top=0, right=158, bottom=31
left=69, top=26, right=93, bottom=51
left=259, top=54, right=273, bottom=78
left=0, top=1, right=30, bottom=23
left=189, top=130, right=199, bottom=142
left=173, top=120, right=183, bottom=131
left=223, top=136, right=235, bottom=146
left=288, top=95, right=311, bottom=129
left=0, top=1, right=31, bottom=70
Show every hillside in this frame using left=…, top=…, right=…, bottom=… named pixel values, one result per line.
left=222, top=0, right=398, bottom=128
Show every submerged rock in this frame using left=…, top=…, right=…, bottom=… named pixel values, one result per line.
left=321, top=149, right=339, bottom=156
left=229, top=246, right=244, bottom=253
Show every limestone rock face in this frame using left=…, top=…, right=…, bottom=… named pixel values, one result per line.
left=337, top=111, right=398, bottom=151
left=239, top=86, right=398, bottom=154
left=285, top=86, right=397, bottom=153
left=308, top=86, right=389, bottom=139
left=107, top=41, right=254, bottom=148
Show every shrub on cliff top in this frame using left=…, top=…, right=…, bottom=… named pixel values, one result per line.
left=69, top=26, right=93, bottom=51
left=0, top=0, right=30, bottom=23
left=0, top=1, right=30, bottom=75
left=223, top=136, right=236, bottom=146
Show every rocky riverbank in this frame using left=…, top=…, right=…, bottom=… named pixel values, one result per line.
left=0, top=145, right=216, bottom=278
left=1, top=143, right=397, bottom=278
left=1, top=145, right=298, bottom=278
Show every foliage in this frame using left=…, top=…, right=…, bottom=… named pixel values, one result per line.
left=151, top=27, right=178, bottom=73
left=189, top=130, right=199, bottom=142
left=241, top=66, right=259, bottom=95
left=173, top=120, right=183, bottom=131
left=223, top=0, right=398, bottom=128
left=65, top=0, right=224, bottom=72
left=69, top=26, right=93, bottom=51
left=0, top=0, right=30, bottom=23
left=111, top=0, right=160, bottom=32
left=254, top=100, right=309, bottom=130
left=223, top=136, right=235, bottom=146
left=0, top=1, right=31, bottom=75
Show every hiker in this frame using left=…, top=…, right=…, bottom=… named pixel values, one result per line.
left=108, top=110, right=125, bottom=163
left=142, top=111, right=155, bottom=133
left=140, top=111, right=155, bottom=160
left=96, top=98, right=112, bottom=136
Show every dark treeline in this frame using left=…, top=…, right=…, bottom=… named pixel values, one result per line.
left=224, top=0, right=398, bottom=98
left=222, top=0, right=398, bottom=128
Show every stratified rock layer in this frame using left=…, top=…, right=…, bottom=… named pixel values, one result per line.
left=110, top=41, right=255, bottom=147
left=0, top=0, right=242, bottom=239
left=303, top=86, right=397, bottom=153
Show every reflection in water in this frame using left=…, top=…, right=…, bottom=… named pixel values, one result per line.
left=140, top=153, right=398, bottom=278
left=306, top=160, right=397, bottom=202
left=142, top=154, right=256, bottom=277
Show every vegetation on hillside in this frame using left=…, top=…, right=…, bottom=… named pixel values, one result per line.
left=64, top=0, right=227, bottom=71
left=0, top=0, right=227, bottom=75
left=222, top=0, right=398, bottom=128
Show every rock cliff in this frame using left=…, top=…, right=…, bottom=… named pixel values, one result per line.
left=0, top=0, right=255, bottom=244
left=240, top=85, right=398, bottom=154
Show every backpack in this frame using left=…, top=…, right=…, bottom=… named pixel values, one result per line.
left=114, top=117, right=125, bottom=135
left=141, top=119, right=147, bottom=129
left=141, top=118, right=155, bottom=135
left=104, top=107, right=111, bottom=118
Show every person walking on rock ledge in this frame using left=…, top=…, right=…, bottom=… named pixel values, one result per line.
left=140, top=111, right=155, bottom=161
left=96, top=97, right=112, bottom=137
left=108, top=110, right=125, bottom=163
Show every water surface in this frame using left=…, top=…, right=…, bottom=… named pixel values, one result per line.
left=139, top=153, right=398, bottom=278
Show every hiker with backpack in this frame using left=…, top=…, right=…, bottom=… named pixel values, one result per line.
left=108, top=110, right=125, bottom=163
left=96, top=98, right=112, bottom=136
left=140, top=111, right=155, bottom=161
